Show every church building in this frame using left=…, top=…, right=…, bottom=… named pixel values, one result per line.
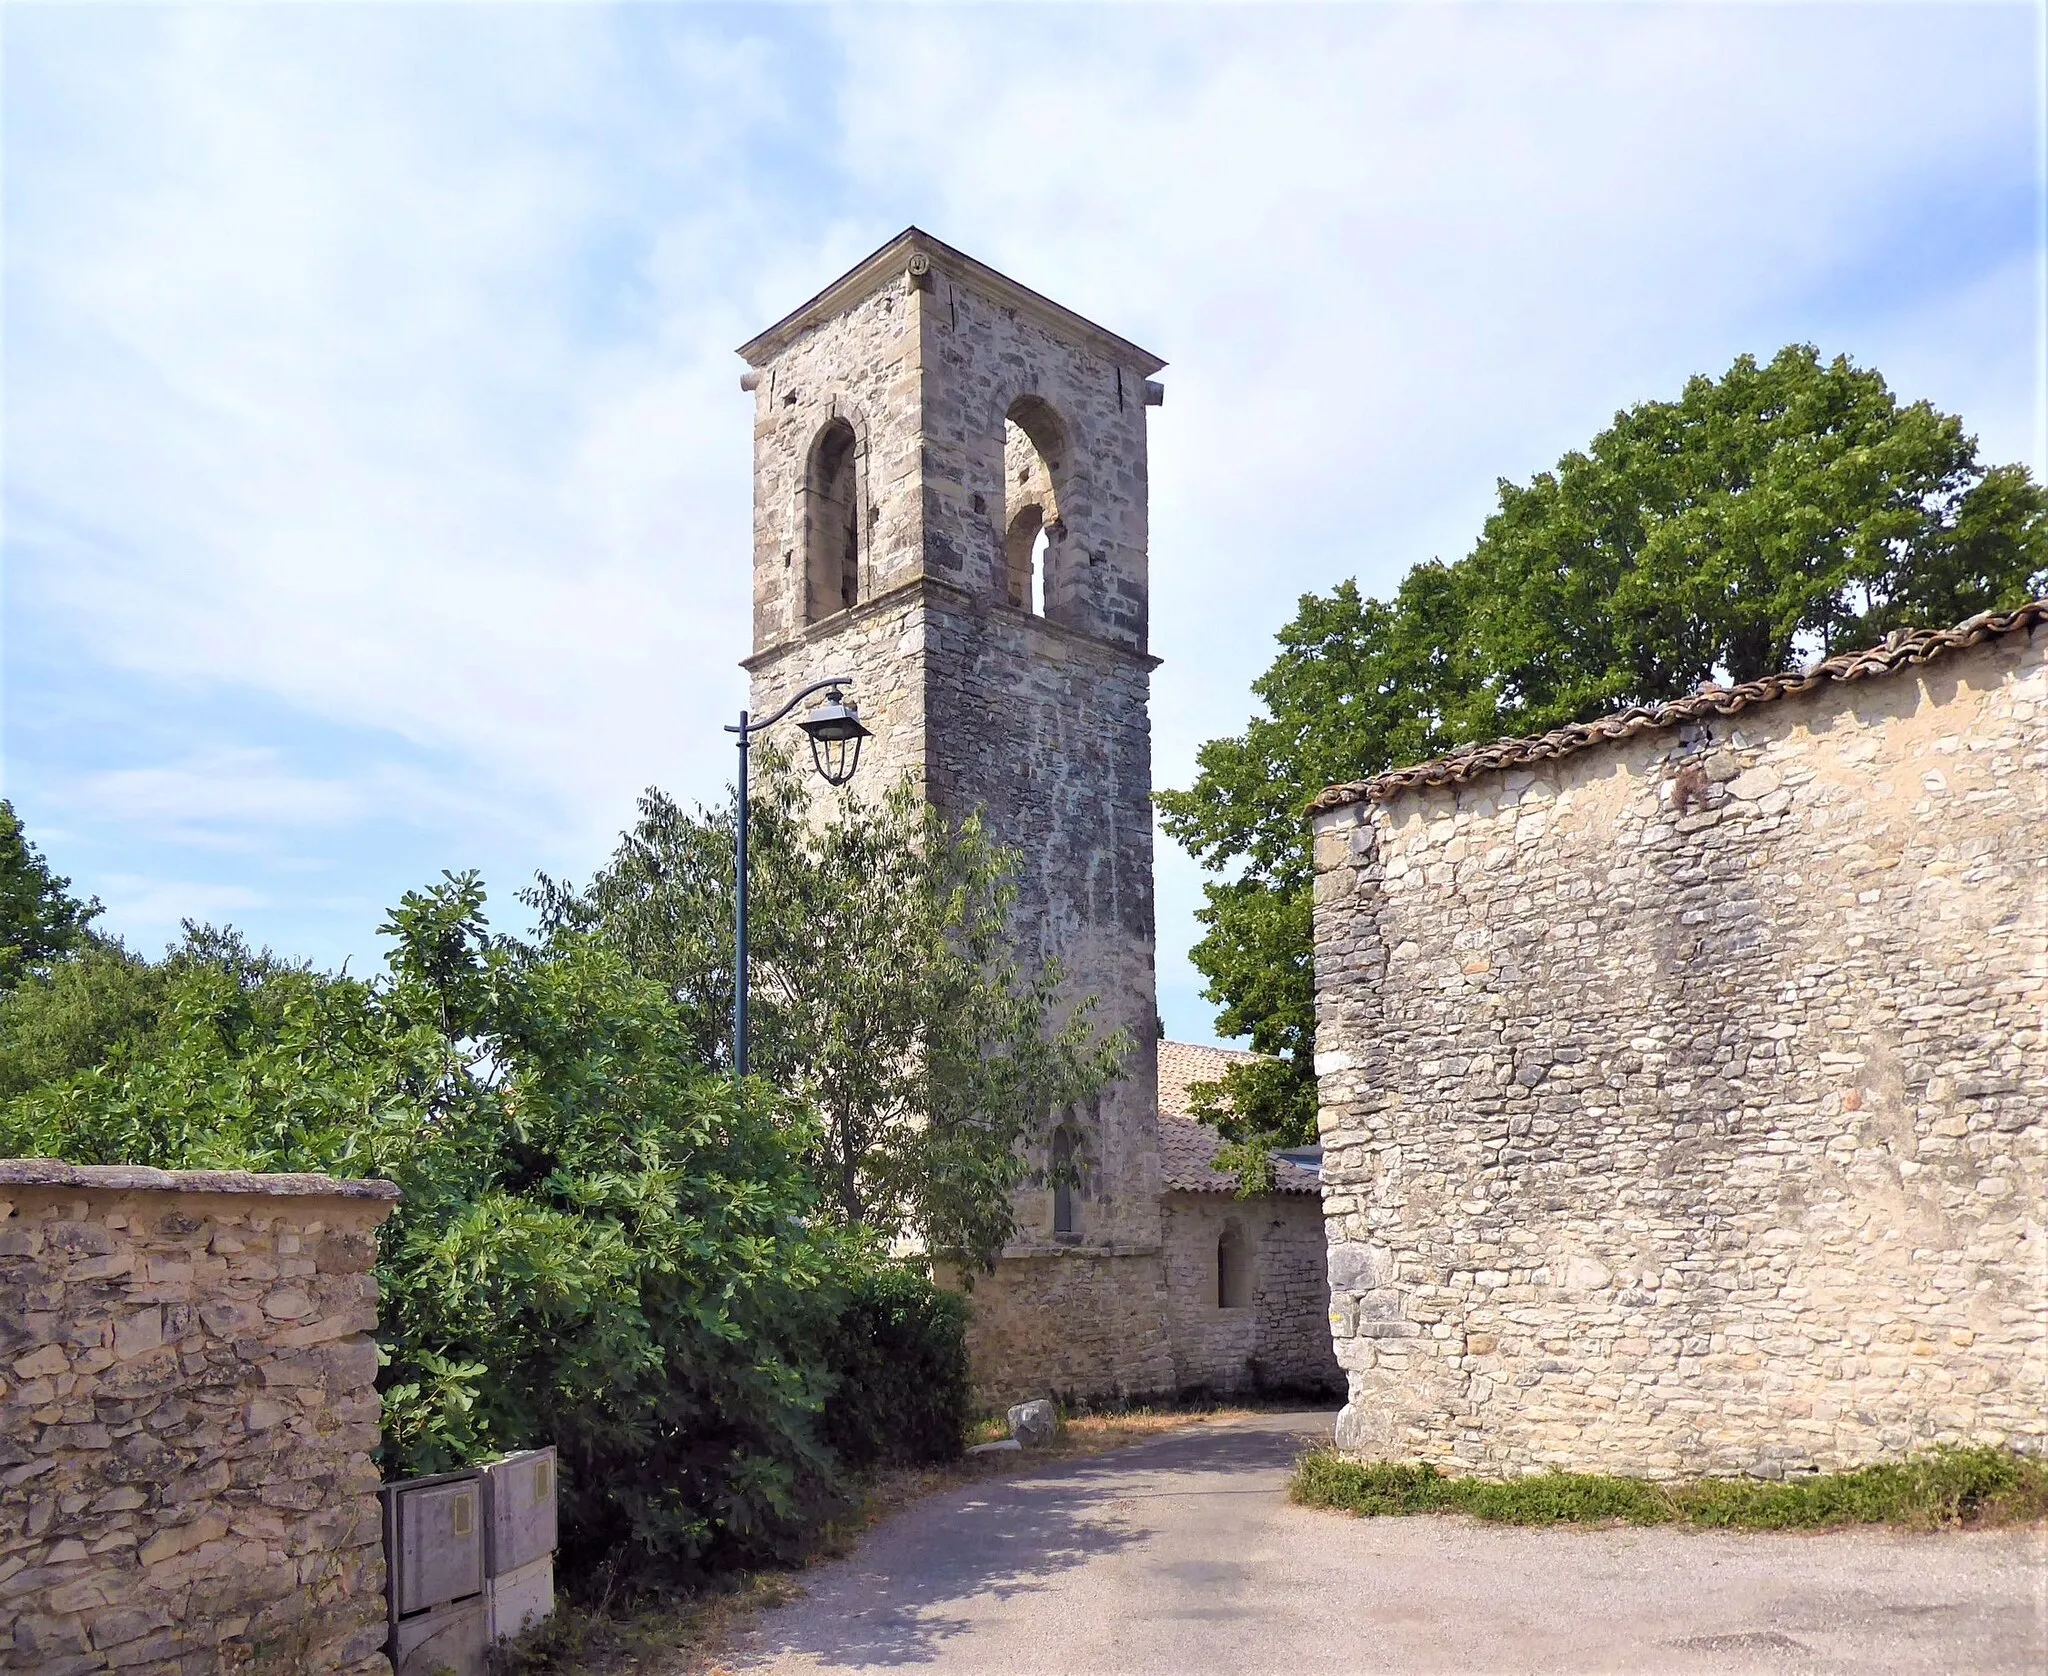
left=735, top=229, right=1339, bottom=1408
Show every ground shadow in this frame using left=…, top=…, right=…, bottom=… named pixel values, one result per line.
left=728, top=1413, right=1335, bottom=1669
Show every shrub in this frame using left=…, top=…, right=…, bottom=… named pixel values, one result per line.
left=1668, top=1447, right=2048, bottom=1531
left=821, top=1263, right=970, bottom=1471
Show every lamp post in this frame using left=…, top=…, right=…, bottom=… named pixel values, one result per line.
left=724, top=678, right=870, bottom=1080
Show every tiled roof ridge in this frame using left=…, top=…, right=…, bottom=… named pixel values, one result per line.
left=1312, top=598, right=2048, bottom=811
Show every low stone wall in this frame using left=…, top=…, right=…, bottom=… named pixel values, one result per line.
left=0, top=1161, right=400, bottom=1675
left=953, top=1250, right=1175, bottom=1411
left=1311, top=619, right=2047, bottom=1479
left=1161, top=1194, right=1342, bottom=1397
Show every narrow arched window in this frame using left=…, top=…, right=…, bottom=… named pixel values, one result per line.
left=1217, top=1221, right=1251, bottom=1309
left=1002, top=397, right=1068, bottom=621
left=1005, top=505, right=1043, bottom=612
left=806, top=419, right=860, bottom=621
left=1050, top=1124, right=1078, bottom=1236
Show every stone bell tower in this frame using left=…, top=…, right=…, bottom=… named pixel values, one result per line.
left=738, top=229, right=1175, bottom=1401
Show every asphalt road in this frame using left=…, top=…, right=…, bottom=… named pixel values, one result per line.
left=726, top=1409, right=2048, bottom=1675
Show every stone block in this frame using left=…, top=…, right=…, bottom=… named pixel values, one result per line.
left=1007, top=1399, right=1058, bottom=1448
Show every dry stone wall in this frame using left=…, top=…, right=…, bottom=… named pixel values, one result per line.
left=1311, top=626, right=2048, bottom=1479
left=0, top=1162, right=398, bottom=1675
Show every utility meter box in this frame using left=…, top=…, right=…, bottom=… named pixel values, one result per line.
left=385, top=1470, right=486, bottom=1618
left=482, top=1446, right=558, bottom=1577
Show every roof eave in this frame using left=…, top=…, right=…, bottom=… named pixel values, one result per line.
left=1313, top=598, right=2048, bottom=815
left=736, top=226, right=1167, bottom=375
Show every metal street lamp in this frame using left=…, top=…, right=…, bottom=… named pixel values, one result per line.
left=795, top=687, right=870, bottom=787
left=724, top=679, right=871, bottom=1080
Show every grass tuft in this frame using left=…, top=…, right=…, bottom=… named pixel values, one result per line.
left=1291, top=1445, right=2048, bottom=1533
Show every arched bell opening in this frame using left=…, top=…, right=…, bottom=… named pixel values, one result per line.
left=1001, top=396, right=1073, bottom=625
left=805, top=418, right=861, bottom=622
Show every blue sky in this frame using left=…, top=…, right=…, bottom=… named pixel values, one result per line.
left=4, top=2, right=2042, bottom=1044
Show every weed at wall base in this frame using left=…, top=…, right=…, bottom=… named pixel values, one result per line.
left=1290, top=1446, right=2048, bottom=1532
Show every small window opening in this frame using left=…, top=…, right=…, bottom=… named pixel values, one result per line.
left=1217, top=1221, right=1251, bottom=1309
left=806, top=419, right=860, bottom=622
left=1001, top=396, right=1068, bottom=620
left=1050, top=1124, right=1078, bottom=1236
left=1006, top=505, right=1044, bottom=613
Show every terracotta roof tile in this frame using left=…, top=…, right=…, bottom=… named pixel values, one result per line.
left=1155, top=1041, right=1319, bottom=1195
left=1312, top=599, right=2048, bottom=812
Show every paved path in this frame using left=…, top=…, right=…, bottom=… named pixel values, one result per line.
left=727, top=1410, right=2048, bottom=1675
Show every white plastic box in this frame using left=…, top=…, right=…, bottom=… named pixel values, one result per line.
left=488, top=1553, right=555, bottom=1643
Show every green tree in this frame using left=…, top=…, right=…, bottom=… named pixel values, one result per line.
left=536, top=760, right=1130, bottom=1272
left=0, top=800, right=99, bottom=989
left=0, top=922, right=312, bottom=1100
left=1159, top=345, right=2047, bottom=1179
left=1459, top=344, right=2047, bottom=734
left=0, top=875, right=863, bottom=1579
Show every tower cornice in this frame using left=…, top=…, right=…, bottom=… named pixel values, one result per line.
left=740, top=573, right=1164, bottom=675
left=736, top=227, right=1167, bottom=376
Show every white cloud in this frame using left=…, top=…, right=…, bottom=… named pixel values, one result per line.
left=93, top=875, right=269, bottom=947
left=8, top=6, right=777, bottom=849
left=6, top=3, right=2037, bottom=1041
left=60, top=748, right=506, bottom=854
left=820, top=2, right=2040, bottom=1038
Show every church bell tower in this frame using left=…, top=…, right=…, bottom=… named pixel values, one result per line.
left=737, top=229, right=1175, bottom=1398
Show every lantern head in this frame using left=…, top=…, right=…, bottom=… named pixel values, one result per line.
left=796, top=687, right=870, bottom=786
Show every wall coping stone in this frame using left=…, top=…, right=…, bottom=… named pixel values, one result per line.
left=0, top=1156, right=403, bottom=1199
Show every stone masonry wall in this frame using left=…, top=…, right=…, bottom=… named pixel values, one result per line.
left=1161, top=1193, right=1342, bottom=1397
left=916, top=260, right=1154, bottom=653
left=742, top=233, right=1172, bottom=1407
left=745, top=237, right=1165, bottom=1256
left=745, top=588, right=929, bottom=801
left=1311, top=627, right=2047, bottom=1479
left=747, top=275, right=925, bottom=653
left=922, top=593, right=1163, bottom=1242
left=1, top=1162, right=399, bottom=1675
left=949, top=1252, right=1175, bottom=1414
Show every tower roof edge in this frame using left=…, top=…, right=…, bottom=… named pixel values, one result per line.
left=736, top=226, right=1167, bottom=375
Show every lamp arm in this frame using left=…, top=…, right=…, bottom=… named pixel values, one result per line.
left=724, top=676, right=855, bottom=738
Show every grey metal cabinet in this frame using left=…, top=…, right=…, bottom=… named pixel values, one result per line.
left=385, top=1470, right=486, bottom=1617
left=482, top=1446, right=558, bottom=1577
